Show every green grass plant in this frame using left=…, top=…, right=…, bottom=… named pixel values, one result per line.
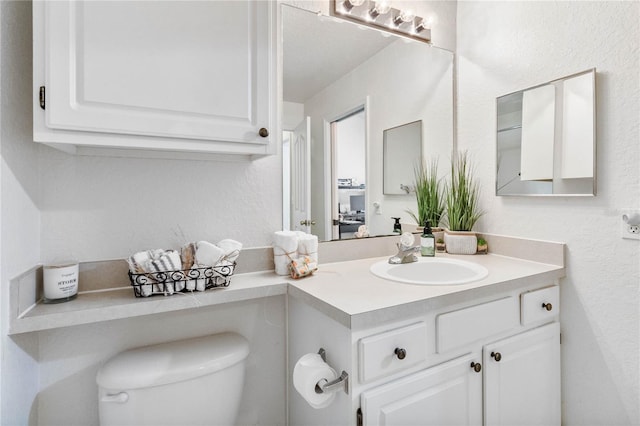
left=406, top=159, right=445, bottom=228
left=445, top=151, right=484, bottom=231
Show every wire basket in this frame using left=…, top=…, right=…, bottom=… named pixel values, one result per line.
left=128, top=263, right=236, bottom=297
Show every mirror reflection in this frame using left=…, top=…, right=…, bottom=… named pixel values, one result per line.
left=384, top=120, right=423, bottom=195
left=496, top=69, right=596, bottom=196
left=282, top=4, right=454, bottom=241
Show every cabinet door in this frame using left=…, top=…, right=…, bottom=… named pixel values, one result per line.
left=483, top=322, right=560, bottom=426
left=361, top=354, right=482, bottom=426
left=38, top=1, right=273, bottom=149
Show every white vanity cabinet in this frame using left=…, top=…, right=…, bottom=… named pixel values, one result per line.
left=483, top=322, right=561, bottom=425
left=33, top=0, right=276, bottom=157
left=360, top=353, right=483, bottom=425
left=288, top=284, right=561, bottom=426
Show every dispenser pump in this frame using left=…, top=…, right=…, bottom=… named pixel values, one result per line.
left=423, top=220, right=432, bottom=235
left=392, top=217, right=402, bottom=234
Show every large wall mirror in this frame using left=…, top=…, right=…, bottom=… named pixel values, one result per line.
left=282, top=4, right=454, bottom=241
left=496, top=69, right=596, bottom=196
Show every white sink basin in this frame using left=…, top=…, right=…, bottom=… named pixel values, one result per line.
left=370, top=257, right=489, bottom=286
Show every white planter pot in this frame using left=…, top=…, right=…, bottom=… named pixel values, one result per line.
left=444, top=230, right=477, bottom=255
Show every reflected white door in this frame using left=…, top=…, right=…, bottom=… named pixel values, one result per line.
left=291, top=117, right=311, bottom=232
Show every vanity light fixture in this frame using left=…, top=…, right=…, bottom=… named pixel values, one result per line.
left=331, top=0, right=431, bottom=44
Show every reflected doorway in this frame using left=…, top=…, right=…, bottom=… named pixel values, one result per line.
left=331, top=109, right=366, bottom=240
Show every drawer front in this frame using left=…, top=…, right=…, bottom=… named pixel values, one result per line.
left=359, top=322, right=428, bottom=383
left=437, top=297, right=519, bottom=353
left=521, top=286, right=559, bottom=326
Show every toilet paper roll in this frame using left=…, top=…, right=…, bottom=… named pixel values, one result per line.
left=293, top=353, right=337, bottom=409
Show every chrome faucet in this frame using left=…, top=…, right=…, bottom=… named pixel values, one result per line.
left=389, top=242, right=420, bottom=264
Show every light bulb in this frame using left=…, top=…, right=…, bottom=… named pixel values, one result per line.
left=415, top=16, right=433, bottom=33
left=369, top=0, right=392, bottom=19
left=393, top=9, right=415, bottom=26
left=342, top=0, right=365, bottom=12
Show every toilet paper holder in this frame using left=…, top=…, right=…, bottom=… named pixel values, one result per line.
left=315, top=348, right=349, bottom=395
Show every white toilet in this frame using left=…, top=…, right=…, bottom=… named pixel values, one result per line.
left=96, top=332, right=249, bottom=425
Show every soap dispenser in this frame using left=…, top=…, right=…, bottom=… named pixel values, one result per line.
left=421, top=221, right=435, bottom=257
left=392, top=217, right=402, bottom=234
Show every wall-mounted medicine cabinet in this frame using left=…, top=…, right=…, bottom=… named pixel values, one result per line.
left=496, top=69, right=596, bottom=196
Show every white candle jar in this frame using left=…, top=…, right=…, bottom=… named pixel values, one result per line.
left=43, top=262, right=79, bottom=303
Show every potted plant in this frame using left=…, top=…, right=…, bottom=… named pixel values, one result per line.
left=477, top=237, right=488, bottom=254
left=406, top=159, right=445, bottom=240
left=444, top=151, right=484, bottom=254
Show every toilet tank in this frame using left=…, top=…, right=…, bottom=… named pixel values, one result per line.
left=97, top=332, right=250, bottom=426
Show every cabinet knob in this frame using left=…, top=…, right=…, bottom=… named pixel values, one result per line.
left=470, top=362, right=482, bottom=373
left=258, top=127, right=269, bottom=137
left=542, top=302, right=553, bottom=311
left=491, top=351, right=502, bottom=362
left=394, top=348, right=407, bottom=360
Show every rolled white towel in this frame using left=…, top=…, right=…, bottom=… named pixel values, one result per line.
left=127, top=249, right=167, bottom=297
left=218, top=239, right=242, bottom=263
left=273, top=231, right=298, bottom=276
left=295, top=231, right=318, bottom=263
left=127, top=249, right=165, bottom=274
left=195, top=241, right=225, bottom=267
left=146, top=250, right=181, bottom=295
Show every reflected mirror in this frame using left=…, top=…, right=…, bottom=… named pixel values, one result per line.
left=384, top=120, right=422, bottom=195
left=496, top=69, right=596, bottom=196
left=282, top=4, right=454, bottom=241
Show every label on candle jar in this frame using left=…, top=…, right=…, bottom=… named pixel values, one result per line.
left=43, top=263, right=79, bottom=301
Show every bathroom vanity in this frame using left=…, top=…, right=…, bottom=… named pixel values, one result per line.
left=8, top=234, right=564, bottom=425
left=287, top=242, right=563, bottom=426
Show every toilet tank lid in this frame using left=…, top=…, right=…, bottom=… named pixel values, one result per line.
left=96, top=332, right=249, bottom=390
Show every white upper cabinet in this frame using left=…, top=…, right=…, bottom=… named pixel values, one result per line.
left=33, top=1, right=276, bottom=157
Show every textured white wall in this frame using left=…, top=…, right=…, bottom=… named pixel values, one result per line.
left=456, top=2, right=639, bottom=424
left=1, top=1, right=41, bottom=423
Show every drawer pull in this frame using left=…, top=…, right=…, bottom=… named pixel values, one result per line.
left=394, top=348, right=407, bottom=360
left=542, top=302, right=553, bottom=311
left=259, top=127, right=269, bottom=137
left=470, top=362, right=482, bottom=373
left=491, top=351, right=502, bottom=362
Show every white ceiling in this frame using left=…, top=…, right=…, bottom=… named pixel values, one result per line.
left=283, top=6, right=396, bottom=104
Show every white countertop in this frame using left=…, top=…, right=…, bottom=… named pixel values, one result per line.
left=10, top=251, right=564, bottom=334
left=287, top=253, right=564, bottom=329
left=11, top=271, right=288, bottom=335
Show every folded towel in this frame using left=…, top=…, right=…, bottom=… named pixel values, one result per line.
left=218, top=239, right=242, bottom=263
left=195, top=241, right=225, bottom=267
left=295, top=231, right=318, bottom=263
left=273, top=231, right=298, bottom=276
